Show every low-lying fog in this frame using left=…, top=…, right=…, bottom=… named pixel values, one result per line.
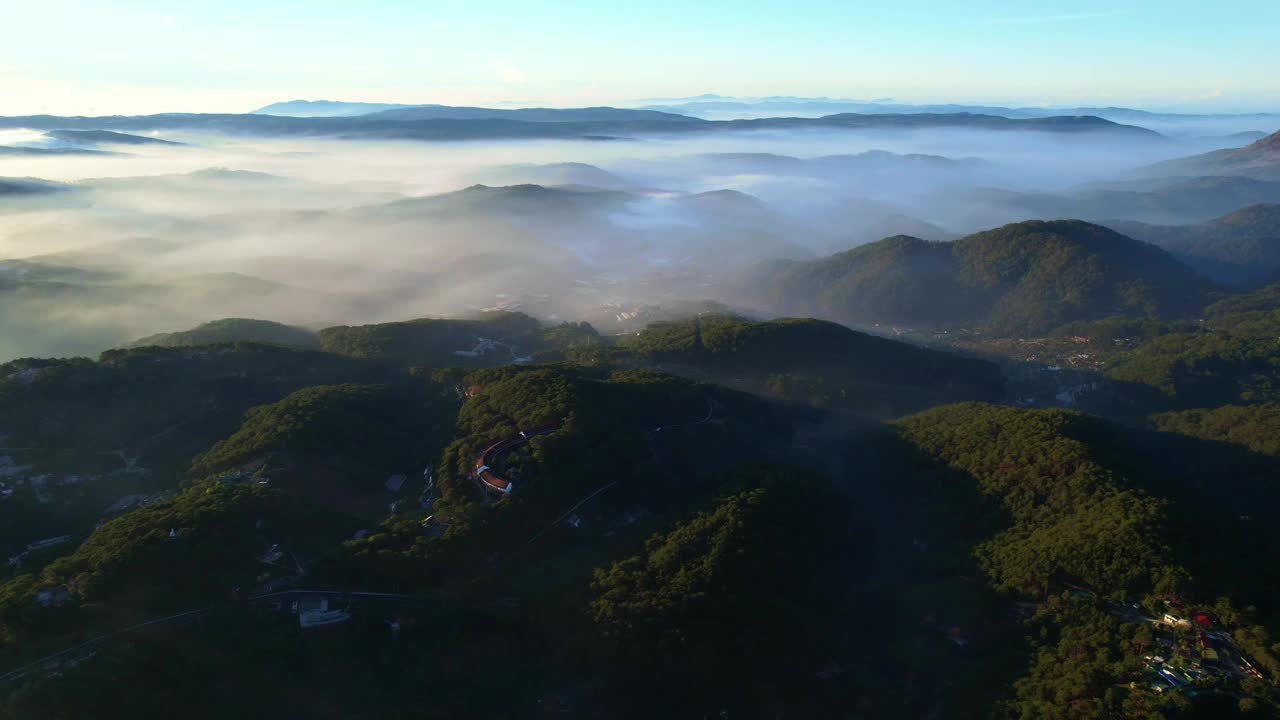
left=0, top=122, right=1273, bottom=360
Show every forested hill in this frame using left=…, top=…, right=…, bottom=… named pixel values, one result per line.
left=882, top=402, right=1280, bottom=717
left=316, top=312, right=544, bottom=367
left=574, top=314, right=1004, bottom=415
left=125, top=318, right=319, bottom=349
left=734, top=220, right=1216, bottom=335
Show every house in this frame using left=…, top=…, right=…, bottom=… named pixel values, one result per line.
left=259, top=544, right=285, bottom=564
left=35, top=586, right=73, bottom=608
left=421, top=515, right=448, bottom=538
left=298, top=597, right=351, bottom=629
left=1162, top=612, right=1191, bottom=628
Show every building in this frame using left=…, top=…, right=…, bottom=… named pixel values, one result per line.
left=477, top=466, right=513, bottom=494
left=298, top=597, right=351, bottom=629
left=35, top=586, right=74, bottom=607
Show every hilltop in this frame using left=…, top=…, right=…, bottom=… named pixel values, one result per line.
left=586, top=314, right=1003, bottom=416
left=733, top=220, right=1216, bottom=334
left=316, top=312, right=545, bottom=367
left=125, top=318, right=320, bottom=350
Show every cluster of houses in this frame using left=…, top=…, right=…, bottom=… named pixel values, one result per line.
left=1138, top=605, right=1268, bottom=694
left=1, top=453, right=152, bottom=507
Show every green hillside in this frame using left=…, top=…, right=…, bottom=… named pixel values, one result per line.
left=126, top=318, right=319, bottom=349
left=738, top=220, right=1215, bottom=335
left=581, top=314, right=1004, bottom=416
left=316, top=312, right=543, bottom=367
left=887, top=403, right=1280, bottom=717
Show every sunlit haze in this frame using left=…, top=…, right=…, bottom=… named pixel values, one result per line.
left=3, top=0, right=1280, bottom=114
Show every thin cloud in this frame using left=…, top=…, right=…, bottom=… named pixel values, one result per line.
left=990, top=9, right=1130, bottom=24
left=489, top=57, right=529, bottom=84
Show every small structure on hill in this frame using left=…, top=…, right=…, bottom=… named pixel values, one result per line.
left=298, top=597, right=351, bottom=629
left=36, top=586, right=74, bottom=607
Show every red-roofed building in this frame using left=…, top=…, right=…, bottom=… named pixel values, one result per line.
left=478, top=469, right=512, bottom=494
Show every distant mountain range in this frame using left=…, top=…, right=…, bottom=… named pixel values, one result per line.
left=0, top=107, right=1164, bottom=142
left=253, top=101, right=703, bottom=122
left=251, top=100, right=425, bottom=116
left=633, top=95, right=1280, bottom=125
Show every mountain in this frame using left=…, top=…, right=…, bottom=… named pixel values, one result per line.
left=364, top=105, right=701, bottom=123
left=636, top=97, right=1280, bottom=133
left=468, top=162, right=638, bottom=190
left=0, top=177, right=74, bottom=196
left=363, top=183, right=633, bottom=220
left=733, top=220, right=1216, bottom=334
left=349, top=182, right=809, bottom=269
left=0, top=145, right=114, bottom=156
left=45, top=130, right=184, bottom=146
left=125, top=318, right=320, bottom=349
left=884, top=402, right=1280, bottom=716
left=1108, top=204, right=1280, bottom=286
left=251, top=99, right=422, bottom=116
left=674, top=149, right=989, bottom=177
left=0, top=109, right=1164, bottom=143
left=188, top=383, right=447, bottom=509
left=1138, top=129, right=1280, bottom=179
left=316, top=312, right=544, bottom=367
left=600, top=314, right=1003, bottom=416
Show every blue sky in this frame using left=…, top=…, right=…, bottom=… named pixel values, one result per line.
left=2, top=0, right=1278, bottom=114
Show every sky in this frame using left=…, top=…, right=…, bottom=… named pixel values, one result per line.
left=2, top=0, right=1279, bottom=115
